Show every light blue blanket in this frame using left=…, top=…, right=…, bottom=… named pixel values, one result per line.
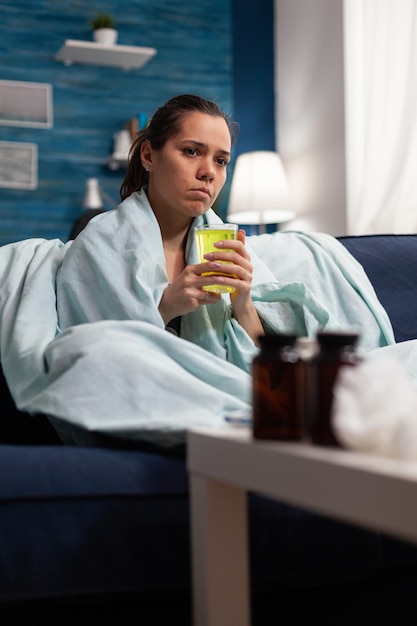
left=0, top=193, right=399, bottom=448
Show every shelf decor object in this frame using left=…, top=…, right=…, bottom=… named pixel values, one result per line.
left=107, top=126, right=134, bottom=170
left=55, top=40, right=157, bottom=70
left=90, top=12, right=118, bottom=46
left=0, top=80, right=53, bottom=128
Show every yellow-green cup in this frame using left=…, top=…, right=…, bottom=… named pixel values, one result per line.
left=194, top=223, right=238, bottom=293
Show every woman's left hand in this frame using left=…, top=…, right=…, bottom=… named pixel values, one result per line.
left=204, top=229, right=264, bottom=344
left=204, top=229, right=251, bottom=300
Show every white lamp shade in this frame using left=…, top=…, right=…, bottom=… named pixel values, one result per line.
left=83, top=177, right=103, bottom=210
left=227, top=151, right=295, bottom=225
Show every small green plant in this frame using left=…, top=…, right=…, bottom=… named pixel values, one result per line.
left=90, top=13, right=115, bottom=30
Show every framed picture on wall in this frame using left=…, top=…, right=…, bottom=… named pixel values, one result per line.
left=0, top=80, right=53, bottom=128
left=0, top=141, right=38, bottom=190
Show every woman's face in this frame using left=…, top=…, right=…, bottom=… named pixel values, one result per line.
left=143, top=111, right=231, bottom=224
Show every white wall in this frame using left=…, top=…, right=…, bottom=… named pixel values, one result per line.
left=274, top=0, right=347, bottom=235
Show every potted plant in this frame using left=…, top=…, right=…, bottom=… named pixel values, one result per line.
left=90, top=13, right=118, bottom=46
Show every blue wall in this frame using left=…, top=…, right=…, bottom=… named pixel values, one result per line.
left=0, top=0, right=274, bottom=246
left=231, top=0, right=275, bottom=156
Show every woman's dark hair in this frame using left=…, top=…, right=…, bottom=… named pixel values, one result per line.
left=120, top=94, right=238, bottom=200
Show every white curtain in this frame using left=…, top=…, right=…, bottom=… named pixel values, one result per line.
left=344, top=0, right=417, bottom=234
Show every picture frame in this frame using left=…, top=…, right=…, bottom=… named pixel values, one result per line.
left=0, top=141, right=38, bottom=189
left=0, top=80, right=53, bottom=128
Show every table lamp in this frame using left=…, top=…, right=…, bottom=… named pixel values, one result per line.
left=227, top=150, right=295, bottom=233
left=83, top=177, right=103, bottom=209
left=82, top=177, right=118, bottom=210
left=69, top=178, right=118, bottom=239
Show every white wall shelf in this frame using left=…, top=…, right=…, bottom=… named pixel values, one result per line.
left=55, top=39, right=157, bottom=71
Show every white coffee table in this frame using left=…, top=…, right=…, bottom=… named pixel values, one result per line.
left=187, top=425, right=417, bottom=626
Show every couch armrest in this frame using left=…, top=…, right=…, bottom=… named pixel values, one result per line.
left=338, top=234, right=417, bottom=343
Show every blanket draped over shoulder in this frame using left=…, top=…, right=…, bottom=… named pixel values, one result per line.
left=0, top=190, right=399, bottom=448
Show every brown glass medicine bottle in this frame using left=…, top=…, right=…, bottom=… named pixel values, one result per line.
left=252, top=333, right=304, bottom=440
left=311, top=330, right=360, bottom=447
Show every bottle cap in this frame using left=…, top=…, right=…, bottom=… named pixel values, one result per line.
left=316, top=329, right=359, bottom=349
left=258, top=333, right=298, bottom=349
left=296, top=336, right=319, bottom=358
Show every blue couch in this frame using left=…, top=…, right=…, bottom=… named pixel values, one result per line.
left=1, top=234, right=417, bottom=623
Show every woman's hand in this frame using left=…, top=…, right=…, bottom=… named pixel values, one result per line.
left=210, top=229, right=264, bottom=344
left=158, top=229, right=264, bottom=344
left=158, top=263, right=221, bottom=325
left=212, top=229, right=253, bottom=303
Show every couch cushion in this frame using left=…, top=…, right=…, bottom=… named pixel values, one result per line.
left=0, top=445, right=190, bottom=603
left=338, top=234, right=417, bottom=342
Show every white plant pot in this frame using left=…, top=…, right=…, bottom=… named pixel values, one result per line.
left=93, top=28, right=118, bottom=46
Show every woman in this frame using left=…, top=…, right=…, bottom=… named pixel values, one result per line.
left=124, top=94, right=264, bottom=344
